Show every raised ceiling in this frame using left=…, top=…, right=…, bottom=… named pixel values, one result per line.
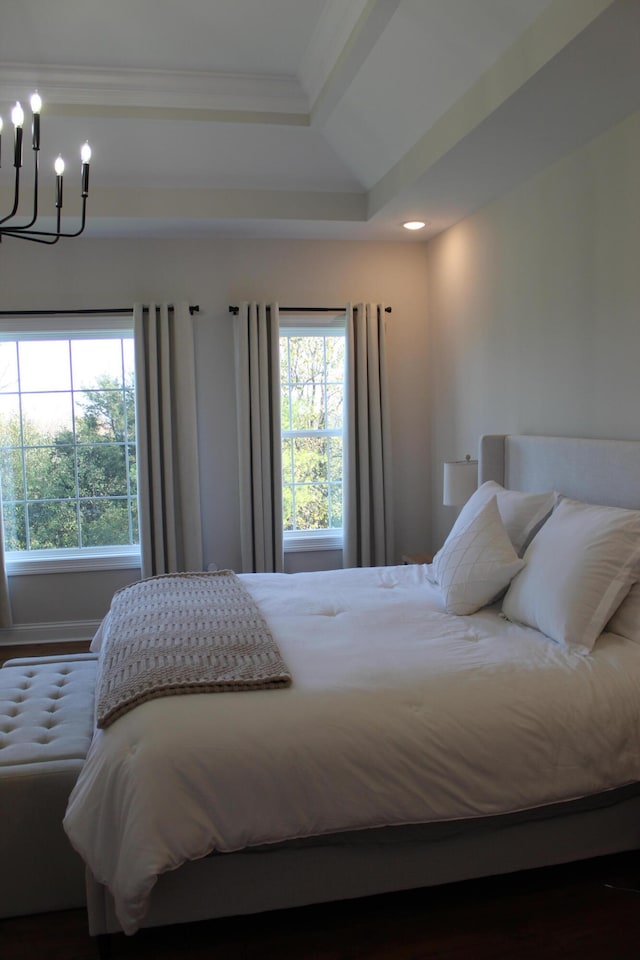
left=1, top=0, right=639, bottom=241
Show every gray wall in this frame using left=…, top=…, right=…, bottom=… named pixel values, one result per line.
left=0, top=238, right=430, bottom=633
left=427, top=108, right=640, bottom=547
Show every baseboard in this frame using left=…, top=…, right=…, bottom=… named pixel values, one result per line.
left=0, top=619, right=101, bottom=646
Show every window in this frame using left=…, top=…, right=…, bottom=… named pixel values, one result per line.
left=0, top=318, right=139, bottom=573
left=280, top=320, right=345, bottom=551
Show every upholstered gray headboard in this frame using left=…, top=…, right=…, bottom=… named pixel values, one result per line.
left=479, top=435, right=640, bottom=510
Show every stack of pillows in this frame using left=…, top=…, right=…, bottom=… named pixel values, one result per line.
left=430, top=481, right=640, bottom=655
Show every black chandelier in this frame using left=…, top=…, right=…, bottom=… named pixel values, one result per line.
left=0, top=91, right=91, bottom=244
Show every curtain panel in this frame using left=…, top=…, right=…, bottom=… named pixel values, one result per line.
left=343, top=303, right=394, bottom=568
left=134, top=302, right=203, bottom=578
left=234, top=302, right=283, bottom=573
left=0, top=508, right=11, bottom=628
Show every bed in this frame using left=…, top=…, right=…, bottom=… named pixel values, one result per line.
left=64, top=433, right=640, bottom=942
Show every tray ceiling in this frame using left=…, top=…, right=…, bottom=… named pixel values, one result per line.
left=1, top=0, right=638, bottom=241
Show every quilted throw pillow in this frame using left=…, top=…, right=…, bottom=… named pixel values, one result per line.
left=434, top=495, right=525, bottom=616
left=443, top=481, right=556, bottom=557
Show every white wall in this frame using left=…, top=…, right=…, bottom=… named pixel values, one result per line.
left=9, top=103, right=635, bottom=636
left=0, top=237, right=430, bottom=633
left=426, top=109, right=640, bottom=547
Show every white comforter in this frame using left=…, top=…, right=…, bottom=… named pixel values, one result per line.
left=63, top=564, right=640, bottom=934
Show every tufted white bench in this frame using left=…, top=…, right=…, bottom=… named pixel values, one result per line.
left=0, top=652, right=97, bottom=917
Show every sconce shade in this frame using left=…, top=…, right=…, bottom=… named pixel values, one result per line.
left=443, top=457, right=478, bottom=506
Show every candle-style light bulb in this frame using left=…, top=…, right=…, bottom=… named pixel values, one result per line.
left=80, top=141, right=91, bottom=197
left=30, top=92, right=42, bottom=150
left=11, top=102, right=24, bottom=128
left=55, top=155, right=65, bottom=209
left=11, top=102, right=24, bottom=168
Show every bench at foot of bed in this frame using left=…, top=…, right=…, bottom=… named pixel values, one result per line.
left=0, top=653, right=97, bottom=918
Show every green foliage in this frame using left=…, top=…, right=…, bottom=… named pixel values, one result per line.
left=0, top=373, right=137, bottom=552
left=280, top=333, right=344, bottom=532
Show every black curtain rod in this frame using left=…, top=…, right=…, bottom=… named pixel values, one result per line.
left=228, top=305, right=392, bottom=316
left=0, top=305, right=200, bottom=318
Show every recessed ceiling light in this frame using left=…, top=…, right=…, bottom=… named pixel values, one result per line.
left=403, top=220, right=426, bottom=231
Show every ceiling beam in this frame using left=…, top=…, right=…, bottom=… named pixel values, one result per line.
left=309, top=0, right=403, bottom=128
left=0, top=185, right=367, bottom=224
left=367, top=0, right=619, bottom=218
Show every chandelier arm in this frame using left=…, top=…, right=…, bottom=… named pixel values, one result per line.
left=0, top=167, right=22, bottom=226
left=0, top=229, right=61, bottom=245
left=1, top=150, right=40, bottom=231
left=0, top=197, right=87, bottom=241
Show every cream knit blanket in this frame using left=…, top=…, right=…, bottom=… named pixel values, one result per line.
left=95, top=571, right=291, bottom=728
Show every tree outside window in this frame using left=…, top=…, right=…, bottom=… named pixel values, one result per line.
left=280, top=326, right=345, bottom=548
left=0, top=331, right=138, bottom=557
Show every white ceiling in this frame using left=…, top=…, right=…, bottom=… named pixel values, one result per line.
left=1, top=0, right=639, bottom=242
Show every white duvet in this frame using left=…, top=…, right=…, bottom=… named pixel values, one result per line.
left=63, top=564, right=640, bottom=934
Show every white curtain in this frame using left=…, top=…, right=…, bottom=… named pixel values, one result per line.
left=234, top=302, right=283, bottom=573
left=134, top=302, right=203, bottom=578
left=343, top=303, right=394, bottom=567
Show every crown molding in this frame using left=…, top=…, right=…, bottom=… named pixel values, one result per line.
left=0, top=62, right=309, bottom=118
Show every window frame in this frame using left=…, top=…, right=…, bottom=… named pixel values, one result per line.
left=0, top=315, right=141, bottom=575
left=279, top=314, right=346, bottom=554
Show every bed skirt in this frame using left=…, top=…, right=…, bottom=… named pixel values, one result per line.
left=86, top=782, right=640, bottom=935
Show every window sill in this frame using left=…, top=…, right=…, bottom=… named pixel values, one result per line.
left=5, top=547, right=142, bottom=576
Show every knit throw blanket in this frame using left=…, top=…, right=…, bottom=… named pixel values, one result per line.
left=95, top=571, right=292, bottom=728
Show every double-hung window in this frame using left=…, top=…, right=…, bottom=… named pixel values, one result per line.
left=280, top=317, right=346, bottom=551
left=0, top=316, right=139, bottom=574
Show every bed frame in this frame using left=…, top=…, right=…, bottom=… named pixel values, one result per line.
left=86, top=434, right=640, bottom=939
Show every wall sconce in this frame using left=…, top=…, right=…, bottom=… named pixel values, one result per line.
left=443, top=454, right=478, bottom=507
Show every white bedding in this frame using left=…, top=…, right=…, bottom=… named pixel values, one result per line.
left=63, top=564, right=640, bottom=934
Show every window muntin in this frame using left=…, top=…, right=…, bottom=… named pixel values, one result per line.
left=0, top=322, right=138, bottom=567
left=280, top=323, right=345, bottom=549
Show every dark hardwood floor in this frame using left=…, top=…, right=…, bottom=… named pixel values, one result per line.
left=2, top=642, right=640, bottom=958
left=2, top=852, right=640, bottom=960
left=0, top=640, right=91, bottom=666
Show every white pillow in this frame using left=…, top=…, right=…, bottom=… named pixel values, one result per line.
left=606, top=582, right=640, bottom=643
left=502, top=498, right=640, bottom=654
left=434, top=496, right=525, bottom=616
left=441, top=481, right=556, bottom=558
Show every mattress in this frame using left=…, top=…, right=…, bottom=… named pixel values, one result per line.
left=64, top=563, right=640, bottom=933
